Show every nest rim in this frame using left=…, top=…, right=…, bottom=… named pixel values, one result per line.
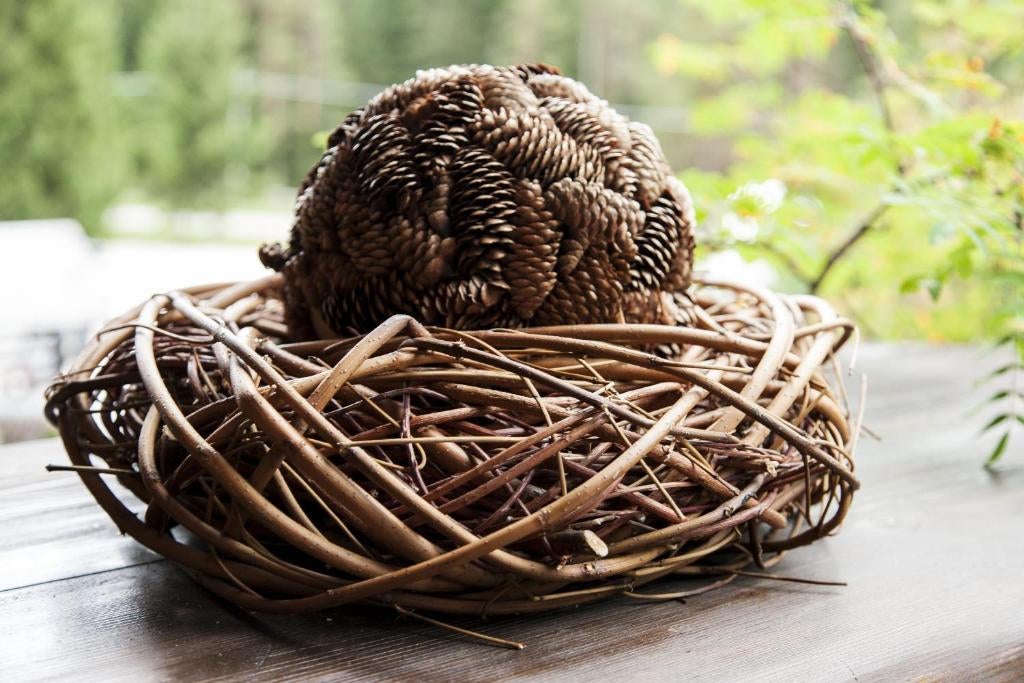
left=45, top=274, right=859, bottom=617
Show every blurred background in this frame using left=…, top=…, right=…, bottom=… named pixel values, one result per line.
left=1, top=0, right=1022, bottom=459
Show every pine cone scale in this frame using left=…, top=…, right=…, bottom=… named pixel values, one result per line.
left=264, top=64, right=696, bottom=335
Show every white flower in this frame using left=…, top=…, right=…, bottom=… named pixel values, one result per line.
left=729, top=179, right=787, bottom=214
left=722, top=211, right=760, bottom=242
left=720, top=179, right=787, bottom=243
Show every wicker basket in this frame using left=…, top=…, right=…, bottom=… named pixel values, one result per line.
left=45, top=274, right=858, bottom=618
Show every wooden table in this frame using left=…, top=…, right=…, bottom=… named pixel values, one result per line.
left=2, top=343, right=1021, bottom=681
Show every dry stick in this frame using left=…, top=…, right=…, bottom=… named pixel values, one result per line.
left=725, top=568, right=846, bottom=587
left=407, top=337, right=733, bottom=443
left=46, top=275, right=857, bottom=614
left=700, top=280, right=796, bottom=442
left=585, top=532, right=745, bottom=593
left=419, top=385, right=672, bottom=512
left=437, top=417, right=609, bottom=516
left=271, top=469, right=327, bottom=540
left=626, top=530, right=741, bottom=580
left=43, top=285, right=346, bottom=601
left=560, top=459, right=686, bottom=525
left=350, top=435, right=523, bottom=447
left=609, top=474, right=769, bottom=555
left=45, top=464, right=136, bottom=476
left=474, top=469, right=535, bottom=534
left=134, top=300, right=447, bottom=585
left=379, top=537, right=739, bottom=613
left=848, top=373, right=869, bottom=460
left=435, top=379, right=787, bottom=528
left=392, top=604, right=525, bottom=650
left=751, top=300, right=856, bottom=549
left=589, top=371, right=704, bottom=522
left=435, top=333, right=858, bottom=490
left=431, top=425, right=665, bottom=534
left=97, top=322, right=214, bottom=345
left=602, top=406, right=688, bottom=524
left=508, top=324, right=809, bottom=371
left=341, top=406, right=488, bottom=439
left=210, top=547, right=264, bottom=599
left=55, top=411, right=336, bottom=600
left=136, top=406, right=398, bottom=589
left=439, top=328, right=568, bottom=498
left=754, top=318, right=855, bottom=345
left=233, top=333, right=490, bottom=581
left=534, top=277, right=853, bottom=352
left=179, top=380, right=706, bottom=612
left=225, top=347, right=493, bottom=586
left=742, top=295, right=845, bottom=448
left=337, top=383, right=431, bottom=473
left=170, top=296, right=671, bottom=586
left=278, top=461, right=373, bottom=558
left=623, top=574, right=737, bottom=601
left=523, top=376, right=568, bottom=498
left=407, top=335, right=798, bottom=548
left=762, top=477, right=854, bottom=553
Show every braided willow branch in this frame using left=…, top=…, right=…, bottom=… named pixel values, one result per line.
left=45, top=276, right=858, bottom=616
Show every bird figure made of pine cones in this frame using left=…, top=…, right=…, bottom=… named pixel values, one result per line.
left=260, top=63, right=696, bottom=338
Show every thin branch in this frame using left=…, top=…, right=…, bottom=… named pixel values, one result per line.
left=808, top=4, right=907, bottom=294
left=809, top=201, right=891, bottom=294
left=392, top=604, right=525, bottom=650
left=45, top=464, right=137, bottom=476
left=701, top=239, right=813, bottom=286
left=841, top=7, right=895, bottom=133
left=809, top=166, right=950, bottom=293
left=753, top=240, right=815, bottom=284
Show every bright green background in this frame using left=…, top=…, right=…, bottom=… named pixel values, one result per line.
left=2, top=0, right=1021, bottom=457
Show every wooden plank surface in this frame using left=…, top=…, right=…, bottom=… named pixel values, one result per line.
left=1, top=343, right=1022, bottom=682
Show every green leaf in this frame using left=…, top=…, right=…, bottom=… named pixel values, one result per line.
left=899, top=275, right=924, bottom=294
left=949, top=244, right=975, bottom=279
left=993, top=333, right=1022, bottom=348
left=981, top=413, right=1010, bottom=432
left=984, top=432, right=1010, bottom=467
left=898, top=274, right=945, bottom=301
left=977, top=363, right=1023, bottom=385
left=986, top=389, right=1024, bottom=403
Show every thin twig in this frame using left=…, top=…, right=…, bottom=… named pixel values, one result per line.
left=46, top=464, right=137, bottom=476
left=809, top=201, right=890, bottom=294
left=392, top=604, right=525, bottom=650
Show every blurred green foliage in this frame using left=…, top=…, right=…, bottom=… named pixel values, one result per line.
left=3, top=0, right=719, bottom=226
left=0, top=0, right=125, bottom=231
left=1, top=0, right=1019, bottom=460
left=664, top=1, right=1021, bottom=330
left=132, top=0, right=247, bottom=207
left=654, top=0, right=1023, bottom=462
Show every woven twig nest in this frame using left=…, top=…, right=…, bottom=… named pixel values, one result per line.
left=259, top=63, right=696, bottom=337
left=45, top=275, right=858, bottom=616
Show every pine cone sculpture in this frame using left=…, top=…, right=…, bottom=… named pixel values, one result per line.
left=260, top=64, right=696, bottom=338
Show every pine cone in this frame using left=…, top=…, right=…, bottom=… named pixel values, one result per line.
left=261, top=64, right=696, bottom=337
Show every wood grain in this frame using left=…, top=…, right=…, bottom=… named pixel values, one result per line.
left=1, top=343, right=1022, bottom=682
left=0, top=439, right=158, bottom=592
